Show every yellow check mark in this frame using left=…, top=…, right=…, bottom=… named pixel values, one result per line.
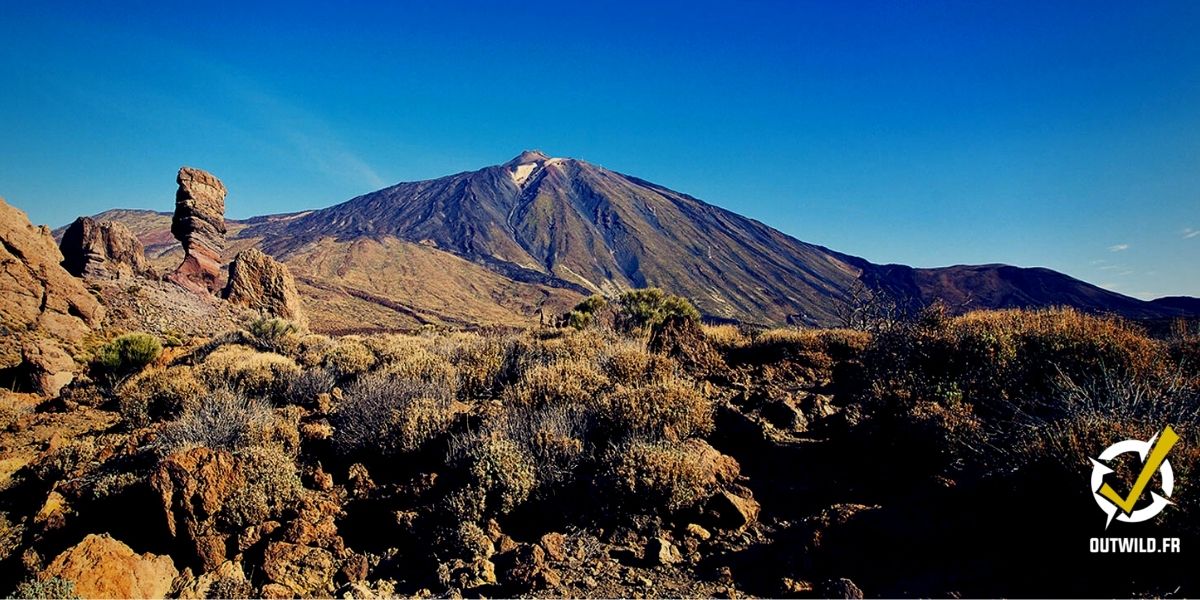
left=1099, top=425, right=1178, bottom=515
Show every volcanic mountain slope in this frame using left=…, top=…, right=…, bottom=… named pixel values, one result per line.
left=244, top=150, right=868, bottom=325
left=57, top=151, right=1197, bottom=329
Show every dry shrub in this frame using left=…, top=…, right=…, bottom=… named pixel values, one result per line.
left=285, top=367, right=337, bottom=408
left=602, top=342, right=677, bottom=385
left=0, top=512, right=23, bottom=562
left=198, top=345, right=300, bottom=400
left=496, top=404, right=589, bottom=492
left=864, top=308, right=1171, bottom=419
left=504, top=359, right=610, bottom=409
left=702, top=324, right=750, bottom=351
left=446, top=334, right=513, bottom=399
left=323, top=337, right=378, bottom=378
left=752, top=327, right=870, bottom=360
left=376, top=346, right=458, bottom=389
left=602, top=438, right=740, bottom=514
left=0, top=394, right=33, bottom=432
left=218, top=445, right=303, bottom=530
left=156, top=387, right=273, bottom=455
left=605, top=380, right=714, bottom=442
left=296, top=333, right=334, bottom=368
left=363, top=333, right=436, bottom=365
left=116, top=366, right=207, bottom=428
left=333, top=372, right=456, bottom=457
left=446, top=431, right=538, bottom=519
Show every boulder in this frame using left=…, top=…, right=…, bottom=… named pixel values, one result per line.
left=538, top=531, right=567, bottom=561
left=150, top=447, right=242, bottom=571
left=58, top=216, right=150, bottom=279
left=646, top=536, right=682, bottom=565
left=262, top=541, right=336, bottom=596
left=20, top=340, right=77, bottom=397
left=0, top=198, right=103, bottom=394
left=496, top=543, right=560, bottom=591
left=43, top=534, right=178, bottom=599
left=222, top=248, right=308, bottom=327
left=819, top=577, right=865, bottom=599
left=168, top=167, right=227, bottom=295
left=709, top=490, right=761, bottom=531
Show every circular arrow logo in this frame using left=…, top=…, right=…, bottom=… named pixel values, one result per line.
left=1090, top=426, right=1177, bottom=528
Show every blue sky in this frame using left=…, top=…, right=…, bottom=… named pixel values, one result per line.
left=1, top=1, right=1197, bottom=299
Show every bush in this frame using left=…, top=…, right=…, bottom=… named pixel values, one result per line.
left=702, top=324, right=750, bottom=351
left=446, top=431, right=538, bottom=519
left=244, top=316, right=301, bottom=354
left=198, top=345, right=301, bottom=400
left=614, top=288, right=701, bottom=333
left=285, top=367, right=337, bottom=408
left=496, top=404, right=589, bottom=493
left=156, top=387, right=272, bottom=455
left=333, top=372, right=456, bottom=457
left=9, top=577, right=79, bottom=599
left=503, top=359, right=610, bottom=409
left=93, top=332, right=161, bottom=380
left=219, top=445, right=303, bottom=530
left=296, top=334, right=334, bottom=368
left=323, top=338, right=377, bottom=379
left=601, top=439, right=739, bottom=514
left=605, top=380, right=714, bottom=442
left=116, top=366, right=207, bottom=428
left=601, top=342, right=676, bottom=385
left=565, top=295, right=609, bottom=329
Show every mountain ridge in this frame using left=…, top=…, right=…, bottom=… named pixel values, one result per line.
left=49, top=151, right=1199, bottom=329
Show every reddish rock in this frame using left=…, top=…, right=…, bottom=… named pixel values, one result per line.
left=150, top=447, right=242, bottom=571
left=0, top=198, right=104, bottom=393
left=222, top=247, right=308, bottom=327
left=709, top=490, right=761, bottom=531
left=43, top=534, right=178, bottom=599
left=168, top=167, right=227, bottom=295
left=58, top=216, right=151, bottom=279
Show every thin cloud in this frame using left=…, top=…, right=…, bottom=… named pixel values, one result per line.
left=1108, top=243, right=1130, bottom=252
left=1184, top=228, right=1199, bottom=239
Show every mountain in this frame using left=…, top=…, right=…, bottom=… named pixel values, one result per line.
left=55, top=151, right=1198, bottom=330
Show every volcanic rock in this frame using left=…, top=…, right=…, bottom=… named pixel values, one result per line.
left=43, top=533, right=178, bottom=599
left=0, top=198, right=103, bottom=393
left=150, top=447, right=242, bottom=571
left=58, top=216, right=150, bottom=279
left=168, top=167, right=227, bottom=294
left=222, top=248, right=308, bottom=327
left=262, top=541, right=336, bottom=596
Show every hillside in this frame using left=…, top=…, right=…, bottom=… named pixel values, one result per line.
left=55, top=152, right=1198, bottom=329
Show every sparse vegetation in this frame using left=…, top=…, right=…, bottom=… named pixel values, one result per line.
left=7, top=306, right=1198, bottom=598
left=92, top=332, right=161, bottom=381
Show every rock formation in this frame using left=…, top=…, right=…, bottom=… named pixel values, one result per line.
left=168, top=167, right=227, bottom=294
left=42, top=533, right=178, bottom=599
left=222, top=248, right=308, bottom=327
left=0, top=197, right=104, bottom=395
left=59, top=216, right=151, bottom=279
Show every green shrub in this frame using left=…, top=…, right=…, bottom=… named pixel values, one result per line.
left=614, top=288, right=701, bottom=332
left=244, top=317, right=301, bottom=354
left=93, top=333, right=161, bottom=380
left=9, top=577, right=79, bottom=599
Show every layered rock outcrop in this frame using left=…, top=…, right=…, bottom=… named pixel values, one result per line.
left=168, top=167, right=227, bottom=294
left=222, top=248, right=308, bottom=327
left=0, top=197, right=104, bottom=394
left=59, top=216, right=151, bottom=279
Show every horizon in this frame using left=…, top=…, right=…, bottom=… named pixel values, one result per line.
left=2, top=1, right=1198, bottom=300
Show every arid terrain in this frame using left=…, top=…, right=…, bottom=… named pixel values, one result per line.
left=0, top=161, right=1197, bottom=599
